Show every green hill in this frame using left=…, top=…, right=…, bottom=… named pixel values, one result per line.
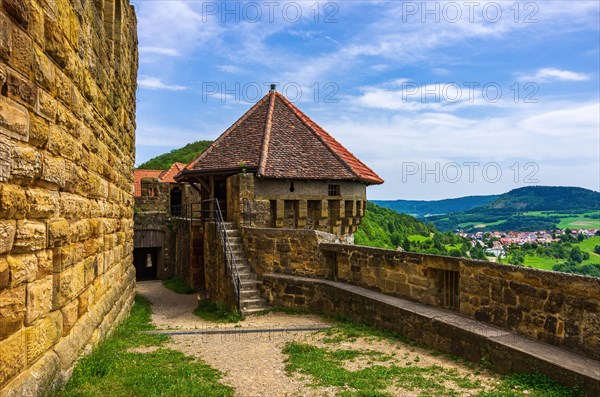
left=373, top=195, right=498, bottom=218
left=429, top=186, right=600, bottom=232
left=137, top=140, right=213, bottom=170
left=354, top=202, right=482, bottom=258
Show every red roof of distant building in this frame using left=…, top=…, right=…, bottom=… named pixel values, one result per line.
left=160, top=162, right=186, bottom=183
left=181, top=90, right=383, bottom=185
left=133, top=162, right=187, bottom=197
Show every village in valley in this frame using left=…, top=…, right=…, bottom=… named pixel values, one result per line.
left=461, top=228, right=600, bottom=259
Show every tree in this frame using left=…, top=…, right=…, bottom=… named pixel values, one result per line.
left=594, top=245, right=600, bottom=255
left=577, top=233, right=585, bottom=242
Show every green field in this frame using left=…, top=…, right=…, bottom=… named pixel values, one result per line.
left=523, top=210, right=600, bottom=229
left=407, top=234, right=430, bottom=242
left=513, top=236, right=600, bottom=272
left=578, top=236, right=600, bottom=264
left=457, top=220, right=505, bottom=229
left=523, top=255, right=562, bottom=270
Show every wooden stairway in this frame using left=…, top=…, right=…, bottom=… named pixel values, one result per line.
left=223, top=222, right=269, bottom=314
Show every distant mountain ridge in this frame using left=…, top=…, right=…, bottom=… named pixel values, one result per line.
left=373, top=195, right=498, bottom=218
left=481, top=186, right=600, bottom=211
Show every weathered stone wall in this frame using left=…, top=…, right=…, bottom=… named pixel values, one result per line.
left=321, top=243, right=600, bottom=360
left=242, top=227, right=336, bottom=278
left=203, top=222, right=237, bottom=309
left=0, top=0, right=137, bottom=394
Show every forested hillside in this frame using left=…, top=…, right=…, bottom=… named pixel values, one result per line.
left=137, top=140, right=213, bottom=169
left=354, top=203, right=484, bottom=259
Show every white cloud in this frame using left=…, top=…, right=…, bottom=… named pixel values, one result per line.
left=218, top=65, right=245, bottom=74
left=321, top=99, right=599, bottom=199
left=518, top=68, right=589, bottom=83
left=139, top=46, right=181, bottom=57
left=138, top=77, right=187, bottom=91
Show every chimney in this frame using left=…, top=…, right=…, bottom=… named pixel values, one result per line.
left=270, top=83, right=276, bottom=92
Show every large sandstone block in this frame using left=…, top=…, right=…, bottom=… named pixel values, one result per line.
left=10, top=144, right=42, bottom=180
left=41, top=153, right=66, bottom=188
left=0, top=330, right=26, bottom=386
left=53, top=262, right=84, bottom=309
left=0, top=256, right=8, bottom=289
left=25, top=275, right=53, bottom=325
left=12, top=220, right=46, bottom=252
left=25, top=188, right=59, bottom=219
left=0, top=184, right=28, bottom=219
left=47, top=219, right=69, bottom=247
left=9, top=24, right=33, bottom=77
left=6, top=252, right=37, bottom=286
left=0, top=220, right=16, bottom=254
left=0, top=13, right=12, bottom=62
left=25, top=310, right=62, bottom=363
left=0, top=285, right=25, bottom=341
left=0, top=96, right=29, bottom=142
left=60, top=299, right=78, bottom=336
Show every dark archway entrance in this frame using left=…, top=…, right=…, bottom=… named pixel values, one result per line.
left=133, top=247, right=160, bottom=280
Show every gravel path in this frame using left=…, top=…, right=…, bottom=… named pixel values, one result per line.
left=136, top=281, right=499, bottom=397
left=136, top=281, right=337, bottom=397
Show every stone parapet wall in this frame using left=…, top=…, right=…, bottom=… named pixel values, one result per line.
left=261, top=274, right=600, bottom=396
left=321, top=243, right=600, bottom=361
left=0, top=0, right=137, bottom=394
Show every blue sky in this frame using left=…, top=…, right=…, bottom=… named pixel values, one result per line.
left=133, top=1, right=600, bottom=200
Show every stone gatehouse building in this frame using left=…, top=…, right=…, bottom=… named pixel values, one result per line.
left=176, top=86, right=383, bottom=240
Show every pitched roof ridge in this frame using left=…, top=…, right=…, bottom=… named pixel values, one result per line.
left=184, top=94, right=272, bottom=171
left=274, top=93, right=360, bottom=179
left=257, top=91, right=276, bottom=176
left=275, top=93, right=383, bottom=184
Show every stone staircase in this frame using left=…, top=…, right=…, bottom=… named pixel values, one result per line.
left=223, top=222, right=269, bottom=314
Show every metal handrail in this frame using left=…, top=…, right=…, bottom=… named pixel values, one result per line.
left=201, top=198, right=242, bottom=311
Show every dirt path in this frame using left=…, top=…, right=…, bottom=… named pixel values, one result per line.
left=136, top=281, right=337, bottom=397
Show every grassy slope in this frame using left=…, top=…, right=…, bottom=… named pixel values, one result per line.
left=355, top=202, right=436, bottom=249
left=55, top=295, right=233, bottom=397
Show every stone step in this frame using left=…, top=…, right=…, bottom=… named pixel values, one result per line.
left=240, top=298, right=268, bottom=311
left=240, top=280, right=261, bottom=291
left=238, top=272, right=257, bottom=281
left=226, top=229, right=241, bottom=237
left=240, top=289, right=262, bottom=300
left=243, top=306, right=270, bottom=314
left=227, top=234, right=242, bottom=244
left=223, top=222, right=237, bottom=229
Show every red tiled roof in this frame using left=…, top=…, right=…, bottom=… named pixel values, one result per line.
left=160, top=162, right=187, bottom=183
left=133, top=162, right=187, bottom=197
left=183, top=90, right=383, bottom=185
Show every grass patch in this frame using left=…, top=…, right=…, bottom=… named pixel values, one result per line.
left=283, top=342, right=474, bottom=396
left=162, top=277, right=195, bottom=294
left=193, top=299, right=244, bottom=323
left=283, top=341, right=584, bottom=397
left=285, top=318, right=584, bottom=397
left=55, top=295, right=233, bottom=397
left=474, top=373, right=584, bottom=397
